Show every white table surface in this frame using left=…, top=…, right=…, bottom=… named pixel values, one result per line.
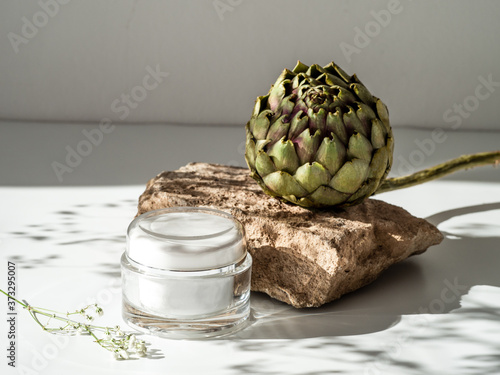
left=1, top=147, right=500, bottom=374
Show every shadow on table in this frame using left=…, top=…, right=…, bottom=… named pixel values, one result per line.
left=220, top=202, right=500, bottom=374
left=232, top=201, right=500, bottom=341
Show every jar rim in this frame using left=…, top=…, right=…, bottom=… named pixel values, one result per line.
left=129, top=207, right=241, bottom=239
left=126, top=207, right=247, bottom=271
left=121, top=252, right=252, bottom=276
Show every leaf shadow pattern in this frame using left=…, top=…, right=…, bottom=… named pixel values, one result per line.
left=218, top=202, right=500, bottom=374
left=7, top=198, right=136, bottom=273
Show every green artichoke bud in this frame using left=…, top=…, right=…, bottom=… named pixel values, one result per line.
left=245, top=61, right=394, bottom=208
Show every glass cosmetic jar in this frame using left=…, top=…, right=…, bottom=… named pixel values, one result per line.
left=121, top=207, right=252, bottom=338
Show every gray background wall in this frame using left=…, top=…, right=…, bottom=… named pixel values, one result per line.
left=1, top=1, right=499, bottom=186
left=1, top=0, right=500, bottom=129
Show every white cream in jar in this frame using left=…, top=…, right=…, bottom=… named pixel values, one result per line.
left=121, top=207, right=252, bottom=338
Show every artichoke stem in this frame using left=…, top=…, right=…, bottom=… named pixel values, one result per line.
left=374, top=151, right=500, bottom=195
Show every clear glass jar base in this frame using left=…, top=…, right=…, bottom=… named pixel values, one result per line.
left=122, top=298, right=251, bottom=339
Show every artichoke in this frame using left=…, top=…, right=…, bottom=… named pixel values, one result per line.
left=245, top=61, right=394, bottom=208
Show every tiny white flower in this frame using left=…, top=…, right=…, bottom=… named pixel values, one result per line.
left=116, top=329, right=124, bottom=337
left=127, top=335, right=136, bottom=349
left=86, top=315, right=94, bottom=322
left=135, top=341, right=147, bottom=355
left=96, top=307, right=104, bottom=317
left=119, top=350, right=129, bottom=360
left=76, top=326, right=83, bottom=335
left=113, top=351, right=121, bottom=360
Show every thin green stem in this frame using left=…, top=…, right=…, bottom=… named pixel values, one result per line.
left=0, top=288, right=147, bottom=359
left=0, top=288, right=27, bottom=308
left=375, top=151, right=500, bottom=195
left=28, top=309, right=47, bottom=330
left=84, top=326, right=110, bottom=351
left=33, top=306, right=68, bottom=314
left=1, top=289, right=109, bottom=331
left=28, top=308, right=108, bottom=330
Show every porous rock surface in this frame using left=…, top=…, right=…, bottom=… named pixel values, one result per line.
left=137, top=163, right=443, bottom=308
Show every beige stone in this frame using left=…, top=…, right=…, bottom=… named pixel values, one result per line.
left=137, top=163, right=443, bottom=308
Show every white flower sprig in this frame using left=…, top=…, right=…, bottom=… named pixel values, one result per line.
left=0, top=288, right=148, bottom=360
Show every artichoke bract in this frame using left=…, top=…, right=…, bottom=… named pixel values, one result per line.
left=245, top=61, right=394, bottom=208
